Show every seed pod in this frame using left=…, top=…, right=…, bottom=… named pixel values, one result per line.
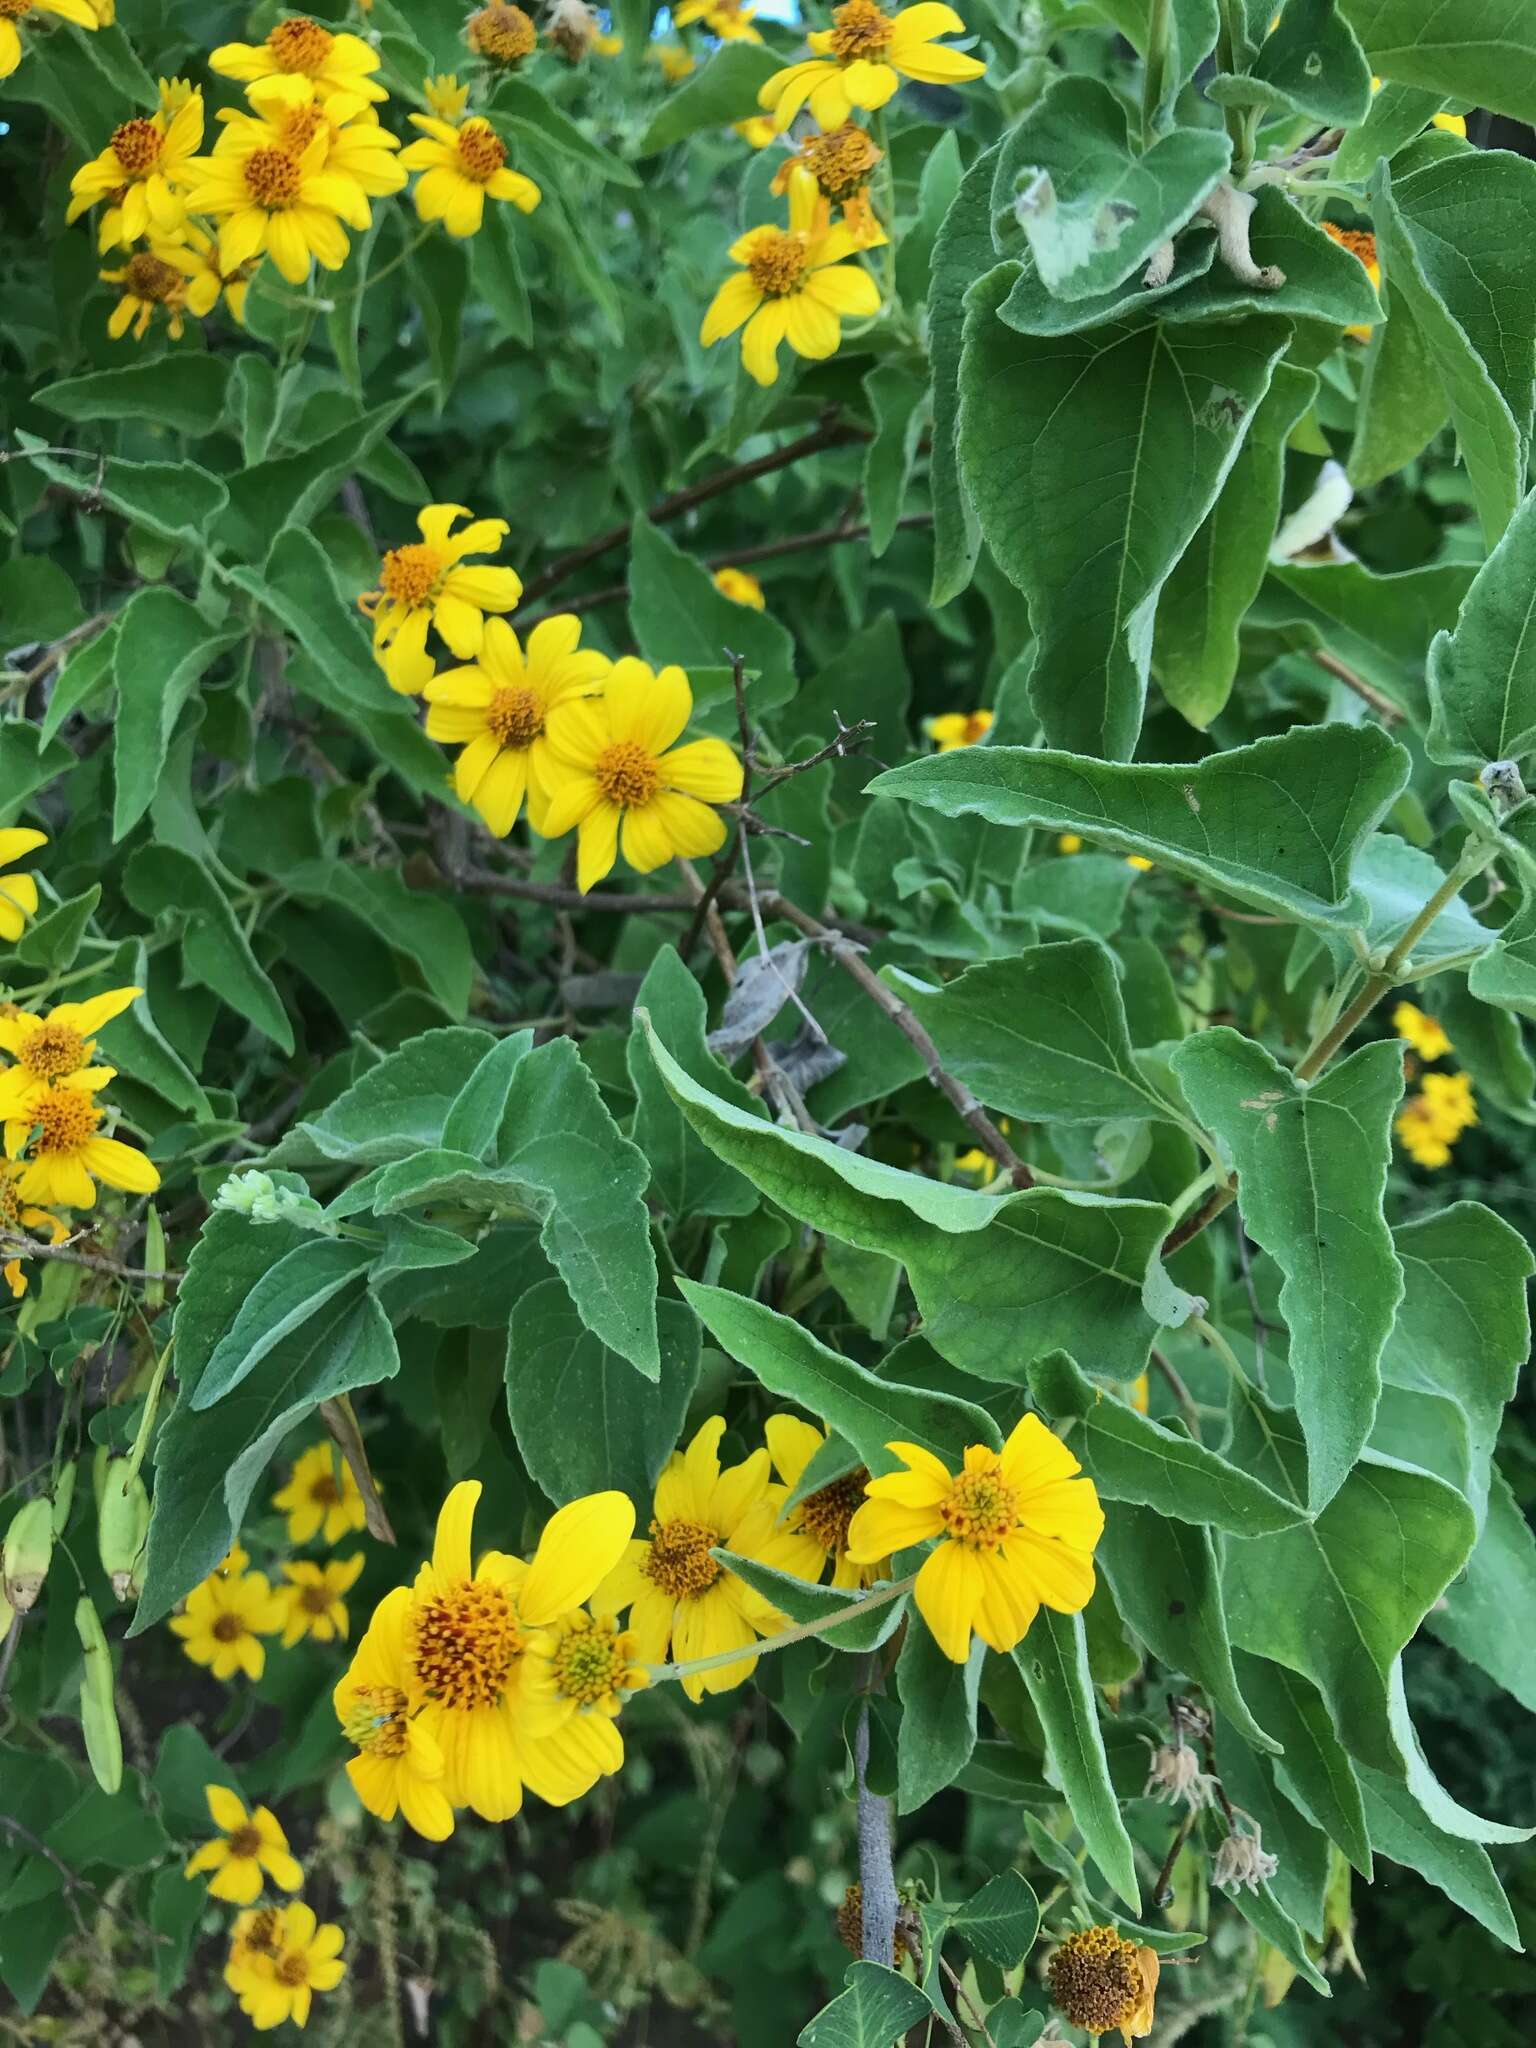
left=142, top=1207, right=167, bottom=1312
left=3, top=1497, right=54, bottom=1613
left=97, top=1459, right=151, bottom=1603
left=75, top=1595, right=123, bottom=1795
left=0, top=1588, right=14, bottom=1638
left=52, top=1459, right=78, bottom=1535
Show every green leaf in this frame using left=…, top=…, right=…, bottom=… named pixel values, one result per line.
left=490, top=75, right=640, bottom=184
left=1349, top=284, right=1449, bottom=488
left=15, top=437, right=227, bottom=547
left=1338, top=0, right=1536, bottom=124
left=111, top=590, right=238, bottom=842
left=1208, top=0, right=1371, bottom=124
left=405, top=235, right=470, bottom=407
left=1429, top=1466, right=1536, bottom=1712
left=217, top=390, right=421, bottom=559
left=1357, top=1767, right=1520, bottom=1949
left=295, top=1026, right=495, bottom=1166
left=1257, top=556, right=1473, bottom=722
left=170, top=1203, right=313, bottom=1398
left=506, top=1280, right=699, bottom=1510
left=1154, top=363, right=1317, bottom=730
left=1372, top=154, right=1536, bottom=545
left=957, top=271, right=1292, bottom=756
left=1230, top=1653, right=1372, bottom=1874
left=284, top=860, right=475, bottom=1018
left=133, top=1292, right=399, bottom=1631
left=635, top=42, right=783, bottom=155
left=896, top=1630, right=983, bottom=1812
left=677, top=1278, right=1000, bottom=1470
left=992, top=77, right=1230, bottom=300
left=718, top=1549, right=908, bottom=1653
left=1426, top=487, right=1536, bottom=769
left=862, top=366, right=926, bottom=559
left=1345, top=834, right=1492, bottom=970
left=887, top=941, right=1173, bottom=1125
left=873, top=723, right=1407, bottom=930
left=926, top=145, right=994, bottom=606
left=474, top=201, right=533, bottom=345
left=628, top=516, right=796, bottom=719
left=122, top=847, right=293, bottom=1053
left=191, top=1240, right=374, bottom=1410
left=1014, top=1610, right=1140, bottom=1909
left=231, top=354, right=280, bottom=464
left=1335, top=79, right=1454, bottom=182
left=1027, top=1352, right=1306, bottom=1536
left=441, top=1032, right=535, bottom=1160
left=1099, top=1505, right=1279, bottom=1752
left=798, top=1963, right=933, bottom=2048
left=1169, top=1032, right=1405, bottom=1510
left=35, top=356, right=231, bottom=438
left=39, top=621, right=117, bottom=745
left=950, top=1871, right=1040, bottom=1969
left=626, top=946, right=763, bottom=1219
left=9, top=885, right=100, bottom=973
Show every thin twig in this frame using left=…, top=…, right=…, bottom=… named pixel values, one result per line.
left=1306, top=647, right=1403, bottom=724
left=1162, top=1183, right=1234, bottom=1256
left=0, top=1228, right=180, bottom=1285
left=319, top=1396, right=396, bottom=1545
left=1149, top=1347, right=1203, bottom=1443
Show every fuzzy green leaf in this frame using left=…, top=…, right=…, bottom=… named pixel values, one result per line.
left=1014, top=1610, right=1140, bottom=1909
left=1426, top=487, right=1536, bottom=769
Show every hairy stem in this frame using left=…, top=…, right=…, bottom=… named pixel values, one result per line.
left=648, top=1574, right=916, bottom=1685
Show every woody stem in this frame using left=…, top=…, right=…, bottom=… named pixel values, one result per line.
left=646, top=1573, right=917, bottom=1684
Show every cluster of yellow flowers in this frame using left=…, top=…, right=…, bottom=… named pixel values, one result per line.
left=183, top=1785, right=345, bottom=2030
left=1392, top=1002, right=1477, bottom=1168
left=0, top=0, right=107, bottom=84
left=358, top=502, right=745, bottom=889
left=169, top=1446, right=368, bottom=1681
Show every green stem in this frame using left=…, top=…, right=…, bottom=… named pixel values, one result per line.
left=1191, top=1314, right=1251, bottom=1390
left=1141, top=0, right=1174, bottom=147
left=871, top=108, right=898, bottom=311
left=646, top=1573, right=917, bottom=1685
left=123, top=1337, right=174, bottom=1487
left=1213, top=0, right=1253, bottom=171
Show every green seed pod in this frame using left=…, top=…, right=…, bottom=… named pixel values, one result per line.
left=0, top=1587, right=14, bottom=1639
left=97, top=1459, right=152, bottom=1603
left=75, top=1596, right=123, bottom=1795
left=3, top=1497, right=54, bottom=1614
left=51, top=1459, right=78, bottom=1535
left=142, top=1207, right=167, bottom=1312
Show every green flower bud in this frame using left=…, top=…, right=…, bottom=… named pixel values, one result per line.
left=51, top=1459, right=78, bottom=1535
left=3, top=1497, right=54, bottom=1614
left=75, top=1596, right=123, bottom=1796
left=97, top=1459, right=151, bottom=1603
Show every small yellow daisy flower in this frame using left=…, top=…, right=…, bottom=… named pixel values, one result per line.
left=1058, top=833, right=1083, bottom=854
left=0, top=1158, right=68, bottom=1299
left=0, top=987, right=139, bottom=1104
left=3, top=1067, right=160, bottom=1210
left=1395, top=1070, right=1477, bottom=1169
left=97, top=245, right=210, bottom=341
left=541, top=660, right=744, bottom=892
left=399, top=113, right=541, bottom=238
left=650, top=42, right=696, bottom=80
left=169, top=1566, right=285, bottom=1682
left=358, top=503, right=524, bottom=695
left=759, top=0, right=984, bottom=133
left=712, top=565, right=766, bottom=608
left=226, top=1902, right=346, bottom=2032
left=675, top=0, right=762, bottom=40
left=423, top=614, right=611, bottom=836
left=67, top=94, right=204, bottom=243
left=1125, top=854, right=1154, bottom=872
left=272, top=1444, right=367, bottom=1547
left=173, top=221, right=259, bottom=327
left=423, top=72, right=471, bottom=120
left=1392, top=1001, right=1451, bottom=1063
left=210, top=15, right=386, bottom=100
left=592, top=29, right=623, bottom=54
left=0, top=829, right=44, bottom=944
left=701, top=164, right=881, bottom=386
left=334, top=1586, right=454, bottom=1840
left=0, top=0, right=100, bottom=81
left=764, top=1414, right=879, bottom=1589
left=184, top=1784, right=304, bottom=1905
left=844, top=1415, right=1104, bottom=1664
left=518, top=1609, right=648, bottom=1805
left=180, top=128, right=372, bottom=286
left=1322, top=221, right=1380, bottom=341
left=925, top=709, right=992, bottom=750
left=771, top=122, right=887, bottom=247
left=218, top=75, right=407, bottom=200
left=465, top=2, right=537, bottom=63
left=277, top=1553, right=365, bottom=1648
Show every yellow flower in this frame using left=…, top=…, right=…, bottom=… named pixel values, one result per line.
left=1432, top=110, right=1467, bottom=135
left=272, top=1443, right=367, bottom=1546
left=1395, top=1070, right=1477, bottom=1169
left=0, top=1158, right=68, bottom=1298
left=0, top=987, right=139, bottom=1106
left=591, top=1417, right=809, bottom=1702
left=67, top=95, right=204, bottom=243
left=0, top=830, right=45, bottom=943
left=1321, top=220, right=1380, bottom=341
left=764, top=1414, right=878, bottom=1589
left=465, top=2, right=537, bottom=63
left=172, top=220, right=258, bottom=326
left=1125, top=1373, right=1150, bottom=1415
left=540, top=660, right=744, bottom=892
left=592, top=29, right=623, bottom=54
left=180, top=128, right=372, bottom=286
left=1125, top=854, right=1154, bottom=872
left=97, top=245, right=203, bottom=341
left=844, top=1415, right=1104, bottom=1664
left=675, top=0, right=762, bottom=40
left=169, top=1566, right=285, bottom=1682
left=1058, top=833, right=1083, bottom=854
left=650, top=42, right=696, bottom=79
left=157, top=73, right=195, bottom=115
left=399, top=113, right=541, bottom=238
left=1048, top=1925, right=1159, bottom=2045
left=925, top=709, right=992, bottom=750
left=184, top=1784, right=304, bottom=1904
left=226, top=1901, right=346, bottom=2032
left=1392, top=1000, right=1451, bottom=1063
left=211, top=15, right=386, bottom=100
left=3, top=1067, right=160, bottom=1210
left=0, top=0, right=101, bottom=84
left=334, top=1586, right=454, bottom=1839
left=734, top=115, right=777, bottom=147
left=771, top=122, right=887, bottom=248
left=277, top=1553, right=365, bottom=1647
left=518, top=1609, right=648, bottom=1805
left=402, top=1480, right=634, bottom=1821
left=759, top=0, right=985, bottom=133
left=358, top=502, right=523, bottom=695
left=218, top=75, right=407, bottom=200
left=424, top=72, right=471, bottom=120
left=712, top=565, right=766, bottom=608
left=702, top=163, right=881, bottom=386
left=953, top=1145, right=997, bottom=1182
left=423, top=614, right=611, bottom=836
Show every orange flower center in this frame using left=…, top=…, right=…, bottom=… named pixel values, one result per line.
left=211, top=1612, right=247, bottom=1643
left=243, top=145, right=302, bottom=208
left=279, top=105, right=327, bottom=152
left=828, top=0, right=894, bottom=61
left=276, top=1952, right=312, bottom=1987
left=299, top=1581, right=334, bottom=1615
left=340, top=1681, right=410, bottom=1757
left=0, top=1, right=35, bottom=19
left=1048, top=1925, right=1146, bottom=2034
left=110, top=118, right=164, bottom=177
left=455, top=119, right=508, bottom=184
left=31, top=1088, right=101, bottom=1159
left=793, top=1469, right=869, bottom=1555
left=122, top=252, right=181, bottom=302
left=239, top=1909, right=282, bottom=1956
left=642, top=1518, right=721, bottom=1601
left=410, top=1579, right=522, bottom=1709
left=486, top=685, right=544, bottom=749
left=1323, top=220, right=1377, bottom=268
left=467, top=3, right=537, bottom=61
left=378, top=541, right=446, bottom=608
left=309, top=1472, right=342, bottom=1506
left=746, top=229, right=809, bottom=298
left=594, top=739, right=661, bottom=809
left=267, top=16, right=335, bottom=72
left=19, top=1021, right=87, bottom=1083
left=804, top=122, right=881, bottom=198
left=551, top=1624, right=628, bottom=1705
left=227, top=1825, right=264, bottom=1859
left=939, top=1468, right=1018, bottom=1549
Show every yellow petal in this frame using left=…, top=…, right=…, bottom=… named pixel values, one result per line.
left=913, top=1537, right=982, bottom=1662
left=520, top=1492, right=636, bottom=1624
left=432, top=1480, right=481, bottom=1581
left=844, top=1495, right=942, bottom=1562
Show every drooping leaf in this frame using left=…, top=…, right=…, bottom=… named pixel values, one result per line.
left=1208, top=0, right=1371, bottom=125
left=36, top=356, right=231, bottom=438
left=950, top=1871, right=1041, bottom=1969
left=1338, top=0, right=1536, bottom=125
left=896, top=1630, right=983, bottom=1812
left=635, top=42, right=783, bottom=155
left=111, top=591, right=239, bottom=842
left=1426, top=487, right=1536, bottom=770
left=926, top=145, right=995, bottom=605
left=191, top=1239, right=374, bottom=1410
left=1014, top=1610, right=1140, bottom=1910
left=122, top=846, right=293, bottom=1054
left=1357, top=1767, right=1521, bottom=1949
left=1231, top=1652, right=1372, bottom=1875
left=1428, top=1465, right=1536, bottom=1713
left=861, top=365, right=926, bottom=559
left=627, top=948, right=763, bottom=1218
left=284, top=860, right=476, bottom=1018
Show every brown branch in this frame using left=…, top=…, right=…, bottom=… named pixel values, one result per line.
left=516, top=412, right=870, bottom=607
left=320, top=1394, right=396, bottom=1546
left=0, top=1228, right=180, bottom=1285
left=1149, top=1347, right=1203, bottom=1443
left=1307, top=648, right=1403, bottom=724
left=1162, top=1182, right=1234, bottom=1256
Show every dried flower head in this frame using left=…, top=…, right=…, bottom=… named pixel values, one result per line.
left=1213, top=1821, right=1279, bottom=1895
